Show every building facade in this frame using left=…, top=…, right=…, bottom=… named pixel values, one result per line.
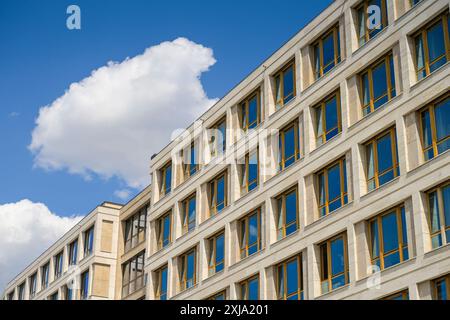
left=2, top=0, right=450, bottom=300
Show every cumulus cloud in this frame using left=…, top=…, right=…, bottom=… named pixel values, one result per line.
left=0, top=200, right=82, bottom=293
left=114, top=189, right=132, bottom=201
left=29, top=38, right=218, bottom=189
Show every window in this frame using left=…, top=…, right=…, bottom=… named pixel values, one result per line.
left=360, top=53, right=396, bottom=116
left=426, top=182, right=450, bottom=249
left=365, top=127, right=399, bottom=191
left=313, top=91, right=341, bottom=146
left=156, top=211, right=172, bottom=250
left=274, top=61, right=296, bottom=109
left=368, top=205, right=409, bottom=270
left=419, top=94, right=450, bottom=161
left=18, top=282, right=25, bottom=300
left=317, top=158, right=348, bottom=217
left=124, top=206, right=147, bottom=252
left=179, top=248, right=197, bottom=291
left=41, top=262, right=50, bottom=289
left=181, top=194, right=196, bottom=234
left=239, top=209, right=261, bottom=259
left=80, top=270, right=89, bottom=300
left=54, top=251, right=63, bottom=279
left=208, top=171, right=227, bottom=216
left=68, top=238, right=78, bottom=266
left=276, top=255, right=303, bottom=300
left=240, top=149, right=258, bottom=194
left=433, top=274, right=450, bottom=300
left=414, top=13, right=450, bottom=80
left=278, top=120, right=300, bottom=170
left=382, top=290, right=409, bottom=300
left=183, top=142, right=199, bottom=179
left=207, top=290, right=226, bottom=300
left=313, top=25, right=341, bottom=79
left=210, top=117, right=227, bottom=157
left=208, top=231, right=225, bottom=276
left=276, top=187, right=299, bottom=240
left=83, top=226, right=94, bottom=257
left=410, top=0, right=422, bottom=6
left=29, top=273, right=37, bottom=298
left=160, top=161, right=172, bottom=197
left=49, top=291, right=58, bottom=300
left=320, top=233, right=349, bottom=294
left=356, top=0, right=388, bottom=47
left=240, top=275, right=259, bottom=300
left=155, top=265, right=168, bottom=300
left=240, top=90, right=261, bottom=132
left=63, top=284, right=73, bottom=300
left=122, top=251, right=145, bottom=297
left=7, top=291, right=14, bottom=300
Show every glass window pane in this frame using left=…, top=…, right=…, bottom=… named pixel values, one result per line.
left=217, top=176, right=225, bottom=210
left=434, top=98, right=450, bottom=145
left=376, top=134, right=394, bottom=174
left=435, top=279, right=448, bottom=300
left=325, top=96, right=338, bottom=139
left=248, top=278, right=259, bottom=300
left=427, top=22, right=446, bottom=65
left=421, top=109, right=433, bottom=152
left=286, top=259, right=299, bottom=296
left=216, top=234, right=224, bottom=271
left=330, top=238, right=345, bottom=276
left=372, top=61, right=388, bottom=106
left=314, top=45, right=320, bottom=78
left=362, top=73, right=370, bottom=115
left=248, top=96, right=258, bottom=128
left=285, top=191, right=297, bottom=225
left=370, top=221, right=380, bottom=259
left=415, top=35, right=426, bottom=80
left=381, top=212, right=400, bottom=254
left=322, top=32, right=335, bottom=73
left=277, top=266, right=284, bottom=298
left=327, top=164, right=342, bottom=203
left=283, top=66, right=294, bottom=103
left=428, top=191, right=442, bottom=234
left=284, top=127, right=295, bottom=164
left=442, top=185, right=450, bottom=228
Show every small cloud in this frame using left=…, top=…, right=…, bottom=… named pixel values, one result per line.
left=114, top=189, right=131, bottom=201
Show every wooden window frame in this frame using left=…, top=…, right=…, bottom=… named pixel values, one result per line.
left=183, top=142, right=199, bottom=180
left=240, top=149, right=259, bottom=194
left=367, top=205, right=409, bottom=270
left=239, top=89, right=261, bottom=132
left=155, top=265, right=168, bottom=300
left=316, top=157, right=348, bottom=217
left=209, top=117, right=227, bottom=157
left=156, top=211, right=172, bottom=250
left=313, top=90, right=342, bottom=145
left=208, top=171, right=228, bottom=217
left=418, top=93, right=450, bottom=161
left=274, top=60, right=296, bottom=109
left=382, top=289, right=409, bottom=300
left=279, top=120, right=300, bottom=171
left=313, top=25, right=341, bottom=79
left=276, top=186, right=299, bottom=240
left=433, top=274, right=450, bottom=300
left=365, top=127, right=399, bottom=191
left=208, top=231, right=225, bottom=276
left=181, top=193, right=196, bottom=235
left=359, top=53, right=396, bottom=116
left=426, top=181, right=450, bottom=248
left=413, top=13, right=450, bottom=80
left=179, top=248, right=197, bottom=291
left=240, top=274, right=260, bottom=300
left=356, top=0, right=388, bottom=47
left=160, top=161, right=172, bottom=197
left=276, top=254, right=303, bottom=300
left=319, top=233, right=349, bottom=294
left=239, top=209, right=262, bottom=259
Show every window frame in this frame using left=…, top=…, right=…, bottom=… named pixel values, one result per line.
left=181, top=193, right=196, bottom=234
left=316, top=157, right=348, bottom=217
left=367, top=205, right=409, bottom=270
left=418, top=93, right=450, bottom=161
left=124, top=205, right=148, bottom=252
left=41, top=261, right=50, bottom=289
left=365, top=127, right=399, bottom=191
left=433, top=274, right=450, bottom=300
left=208, top=170, right=228, bottom=217
left=179, top=248, right=197, bottom=291
left=240, top=274, right=260, bottom=300
left=426, top=181, right=450, bottom=248
left=319, top=233, right=349, bottom=294
left=155, top=265, right=168, bottom=300
left=156, top=211, right=172, bottom=250
left=183, top=141, right=199, bottom=179
left=239, top=208, right=262, bottom=259
left=359, top=53, right=396, bottom=116
left=279, top=120, right=300, bottom=171
left=239, top=89, right=262, bottom=132
left=83, top=226, right=94, bottom=257
left=208, top=230, right=225, bottom=276
left=160, top=161, right=172, bottom=197
left=17, top=282, right=25, bottom=300
left=382, top=289, right=409, bottom=300
left=209, top=117, right=227, bottom=157
left=276, top=254, right=304, bottom=300
left=275, top=186, right=299, bottom=240
left=80, top=269, right=89, bottom=300
left=29, top=272, right=37, bottom=298
left=68, top=238, right=78, bottom=266
left=356, top=0, right=388, bottom=47
left=313, top=24, right=341, bottom=79
left=240, top=149, right=259, bottom=194
left=273, top=60, right=296, bottom=109
left=413, top=13, right=450, bottom=80
left=313, top=90, right=342, bottom=145
left=121, top=251, right=145, bottom=298
left=54, top=250, right=64, bottom=279
left=207, top=290, right=227, bottom=300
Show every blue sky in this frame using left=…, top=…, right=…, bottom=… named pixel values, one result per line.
left=0, top=0, right=332, bottom=217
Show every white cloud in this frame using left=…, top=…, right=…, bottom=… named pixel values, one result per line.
left=114, top=189, right=132, bottom=201
left=0, top=199, right=82, bottom=293
left=29, top=38, right=218, bottom=189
